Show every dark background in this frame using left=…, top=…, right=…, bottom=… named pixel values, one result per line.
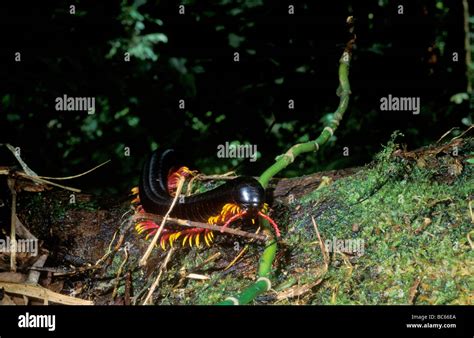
left=0, top=0, right=471, bottom=195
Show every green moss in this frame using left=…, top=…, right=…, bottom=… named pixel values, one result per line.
left=280, top=136, right=474, bottom=305
left=129, top=135, right=473, bottom=305
left=69, top=199, right=99, bottom=211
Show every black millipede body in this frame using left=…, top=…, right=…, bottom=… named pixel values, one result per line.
left=138, top=149, right=266, bottom=223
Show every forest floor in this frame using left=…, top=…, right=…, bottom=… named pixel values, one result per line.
left=1, top=134, right=472, bottom=305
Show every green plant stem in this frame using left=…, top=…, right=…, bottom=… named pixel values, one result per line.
left=217, top=19, right=355, bottom=306
left=257, top=239, right=277, bottom=277
left=259, top=53, right=351, bottom=188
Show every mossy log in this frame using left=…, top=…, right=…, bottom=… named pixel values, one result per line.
left=1, top=137, right=472, bottom=305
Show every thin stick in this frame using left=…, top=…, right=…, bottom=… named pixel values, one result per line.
left=311, top=216, right=329, bottom=267
left=139, top=177, right=184, bottom=267
left=3, top=143, right=110, bottom=181
left=194, top=252, right=221, bottom=270
left=436, top=128, right=456, bottom=144
left=195, top=172, right=236, bottom=180
left=469, top=200, right=474, bottom=224
left=26, top=254, right=48, bottom=284
left=452, top=125, right=473, bottom=140
left=19, top=174, right=81, bottom=193
left=186, top=171, right=236, bottom=196
left=274, top=217, right=329, bottom=302
left=133, top=213, right=268, bottom=241
left=14, top=215, right=36, bottom=241
left=37, top=160, right=111, bottom=180
left=224, top=246, right=248, bottom=271
left=408, top=277, right=421, bottom=305
left=112, top=247, right=129, bottom=299
left=224, top=227, right=261, bottom=271
left=467, top=231, right=474, bottom=250
left=2, top=144, right=81, bottom=192
left=28, top=265, right=100, bottom=277
left=0, top=160, right=112, bottom=192
left=95, top=212, right=132, bottom=266
left=7, top=178, right=17, bottom=272
left=142, top=247, right=174, bottom=305
left=5, top=144, right=38, bottom=177
left=0, top=170, right=81, bottom=192
left=124, top=271, right=132, bottom=305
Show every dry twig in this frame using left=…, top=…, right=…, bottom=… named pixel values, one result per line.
left=133, top=213, right=267, bottom=242
left=0, top=282, right=93, bottom=305
left=142, top=248, right=174, bottom=305
left=139, top=177, right=185, bottom=267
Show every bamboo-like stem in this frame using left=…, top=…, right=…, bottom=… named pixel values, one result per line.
left=217, top=17, right=355, bottom=305
left=258, top=51, right=352, bottom=188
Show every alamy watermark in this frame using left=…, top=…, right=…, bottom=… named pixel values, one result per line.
left=217, top=142, right=257, bottom=162
left=55, top=94, right=95, bottom=114
left=324, top=237, right=365, bottom=256
left=0, top=237, right=38, bottom=256
left=380, top=94, right=420, bottom=115
left=18, top=312, right=55, bottom=332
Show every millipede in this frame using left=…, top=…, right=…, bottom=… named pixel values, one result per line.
left=131, top=149, right=280, bottom=249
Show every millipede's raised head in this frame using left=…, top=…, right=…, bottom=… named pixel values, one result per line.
left=231, top=176, right=265, bottom=216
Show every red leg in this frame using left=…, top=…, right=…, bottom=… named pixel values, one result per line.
left=220, top=210, right=247, bottom=233
left=258, top=211, right=281, bottom=237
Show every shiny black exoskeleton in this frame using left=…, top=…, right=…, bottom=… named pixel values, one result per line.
left=139, top=149, right=265, bottom=222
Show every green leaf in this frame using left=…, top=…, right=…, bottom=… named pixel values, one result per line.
left=135, top=21, right=145, bottom=31
left=450, top=92, right=469, bottom=104
left=274, top=77, right=284, bottom=85
left=114, top=108, right=130, bottom=119
left=144, top=33, right=168, bottom=44
left=228, top=33, right=245, bottom=48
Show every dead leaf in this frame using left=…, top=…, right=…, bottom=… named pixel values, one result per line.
left=0, top=293, right=16, bottom=305
left=12, top=295, right=27, bottom=305
left=0, top=272, right=27, bottom=283
left=45, top=280, right=64, bottom=293
left=276, top=279, right=323, bottom=301
left=186, top=273, right=210, bottom=280
left=408, top=277, right=421, bottom=304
